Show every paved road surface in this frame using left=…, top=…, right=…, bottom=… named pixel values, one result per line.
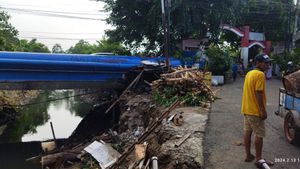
left=204, top=77, right=300, bottom=169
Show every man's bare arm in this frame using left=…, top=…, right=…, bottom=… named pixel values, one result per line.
left=256, top=91, right=267, bottom=120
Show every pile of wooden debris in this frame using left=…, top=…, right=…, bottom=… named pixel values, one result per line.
left=151, top=67, right=215, bottom=106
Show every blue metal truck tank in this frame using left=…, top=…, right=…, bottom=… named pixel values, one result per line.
left=0, top=51, right=142, bottom=64
left=0, top=52, right=181, bottom=68
left=144, top=57, right=181, bottom=67
left=0, top=52, right=181, bottom=90
left=0, top=58, right=139, bottom=72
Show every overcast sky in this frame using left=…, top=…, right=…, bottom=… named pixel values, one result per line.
left=0, top=0, right=111, bottom=50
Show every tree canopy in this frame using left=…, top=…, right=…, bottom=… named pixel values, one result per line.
left=0, top=10, right=51, bottom=53
left=104, top=0, right=294, bottom=53
left=67, top=39, right=130, bottom=55
left=52, top=44, right=64, bottom=53
left=1, top=1, right=296, bottom=55
left=0, top=11, right=18, bottom=51
left=235, top=0, right=292, bottom=41
left=16, top=39, right=50, bottom=53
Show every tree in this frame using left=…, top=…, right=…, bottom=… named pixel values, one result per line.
left=104, top=0, right=162, bottom=53
left=104, top=0, right=292, bottom=53
left=236, top=0, right=292, bottom=42
left=67, top=40, right=96, bottom=54
left=16, top=39, right=50, bottom=53
left=95, top=39, right=130, bottom=55
left=67, top=39, right=131, bottom=55
left=52, top=44, right=64, bottom=53
left=205, top=44, right=232, bottom=75
left=104, top=0, right=238, bottom=54
left=0, top=11, right=19, bottom=51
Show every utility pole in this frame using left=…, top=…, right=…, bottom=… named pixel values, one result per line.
left=166, top=0, right=171, bottom=69
left=161, top=0, right=170, bottom=69
left=287, top=0, right=292, bottom=52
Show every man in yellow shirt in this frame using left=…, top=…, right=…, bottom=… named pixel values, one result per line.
left=241, top=54, right=274, bottom=167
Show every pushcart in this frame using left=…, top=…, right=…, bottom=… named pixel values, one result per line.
left=275, top=88, right=300, bottom=144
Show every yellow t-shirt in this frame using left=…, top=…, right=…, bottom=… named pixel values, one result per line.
left=241, top=69, right=266, bottom=117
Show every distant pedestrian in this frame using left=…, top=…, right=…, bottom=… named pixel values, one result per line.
left=285, top=61, right=296, bottom=75
left=238, top=60, right=245, bottom=77
left=265, top=63, right=272, bottom=80
left=232, top=62, right=238, bottom=81
left=241, top=54, right=274, bottom=168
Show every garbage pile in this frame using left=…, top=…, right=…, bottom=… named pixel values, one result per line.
left=151, top=67, right=215, bottom=106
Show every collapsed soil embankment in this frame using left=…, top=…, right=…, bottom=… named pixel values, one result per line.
left=0, top=90, right=39, bottom=135
left=37, top=67, right=214, bottom=169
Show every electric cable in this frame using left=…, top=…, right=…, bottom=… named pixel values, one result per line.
left=0, top=6, right=108, bottom=16
left=1, top=7, right=106, bottom=21
left=20, top=31, right=105, bottom=35
left=18, top=36, right=102, bottom=40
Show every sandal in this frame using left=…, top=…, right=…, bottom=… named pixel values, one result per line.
left=245, top=154, right=255, bottom=162
left=255, top=159, right=274, bottom=169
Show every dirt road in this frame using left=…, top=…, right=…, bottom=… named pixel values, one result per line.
left=204, top=77, right=300, bottom=169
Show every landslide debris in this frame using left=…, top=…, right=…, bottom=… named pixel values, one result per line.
left=37, top=68, right=213, bottom=169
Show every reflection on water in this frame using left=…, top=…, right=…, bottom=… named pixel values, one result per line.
left=0, top=90, right=93, bottom=143
left=22, top=100, right=83, bottom=141
left=0, top=90, right=93, bottom=169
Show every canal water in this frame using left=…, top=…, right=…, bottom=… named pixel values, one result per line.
left=0, top=90, right=93, bottom=169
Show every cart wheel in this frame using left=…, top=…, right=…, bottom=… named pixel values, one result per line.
left=284, top=112, right=299, bottom=144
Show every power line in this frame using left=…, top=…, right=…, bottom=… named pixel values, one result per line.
left=18, top=36, right=101, bottom=40
left=1, top=7, right=107, bottom=21
left=0, top=6, right=108, bottom=16
left=20, top=31, right=105, bottom=35
left=0, top=1, right=106, bottom=11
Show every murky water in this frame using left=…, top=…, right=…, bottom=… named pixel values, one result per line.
left=0, top=90, right=92, bottom=143
left=0, top=90, right=93, bottom=169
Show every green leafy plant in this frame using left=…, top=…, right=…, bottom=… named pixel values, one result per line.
left=153, top=87, right=179, bottom=107
left=271, top=49, right=300, bottom=72
left=205, top=45, right=232, bottom=75
left=153, top=87, right=210, bottom=107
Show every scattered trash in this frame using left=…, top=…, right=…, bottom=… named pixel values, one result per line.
left=234, top=140, right=243, bottom=146
left=212, top=79, right=218, bottom=86
left=168, top=111, right=184, bottom=126
left=175, top=132, right=192, bottom=147
left=134, top=142, right=148, bottom=161
left=151, top=156, right=158, bottom=169
left=134, top=126, right=144, bottom=137
left=173, top=112, right=184, bottom=126
left=84, top=140, right=121, bottom=169
left=41, top=141, right=56, bottom=153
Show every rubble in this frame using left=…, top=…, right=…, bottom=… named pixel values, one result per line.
left=31, top=68, right=213, bottom=169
